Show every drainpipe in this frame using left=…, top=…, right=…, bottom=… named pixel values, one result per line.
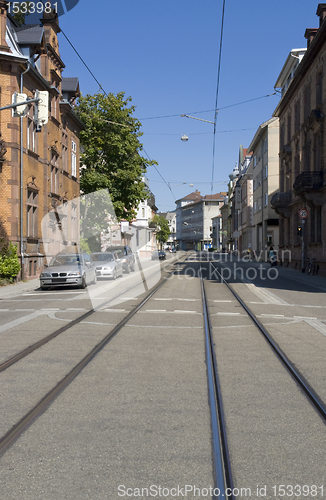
left=20, top=61, right=31, bottom=281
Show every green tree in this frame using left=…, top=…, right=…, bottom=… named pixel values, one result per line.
left=77, top=92, right=156, bottom=221
left=151, top=215, right=170, bottom=246
left=0, top=243, right=21, bottom=283
left=11, top=2, right=33, bottom=26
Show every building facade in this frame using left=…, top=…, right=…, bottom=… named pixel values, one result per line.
left=248, top=117, right=280, bottom=258
left=176, top=190, right=225, bottom=250
left=272, top=3, right=326, bottom=273
left=0, top=5, right=83, bottom=279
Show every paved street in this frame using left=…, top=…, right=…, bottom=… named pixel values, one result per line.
left=0, top=252, right=325, bottom=499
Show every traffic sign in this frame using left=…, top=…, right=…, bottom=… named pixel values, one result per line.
left=299, top=208, right=309, bottom=219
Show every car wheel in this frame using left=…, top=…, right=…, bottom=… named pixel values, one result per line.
left=112, top=270, right=117, bottom=280
left=80, top=276, right=87, bottom=289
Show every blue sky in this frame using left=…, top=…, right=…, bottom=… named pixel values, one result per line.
left=58, top=0, right=318, bottom=211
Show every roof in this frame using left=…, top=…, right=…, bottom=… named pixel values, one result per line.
left=62, top=77, right=79, bottom=93
left=203, top=192, right=227, bottom=201
left=176, top=190, right=202, bottom=203
left=15, top=24, right=44, bottom=45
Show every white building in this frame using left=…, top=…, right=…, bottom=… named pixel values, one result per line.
left=176, top=190, right=226, bottom=250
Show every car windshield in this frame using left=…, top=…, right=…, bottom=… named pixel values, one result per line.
left=49, top=255, right=81, bottom=266
left=92, top=253, right=114, bottom=262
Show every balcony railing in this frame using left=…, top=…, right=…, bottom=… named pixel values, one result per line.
left=293, top=170, right=324, bottom=194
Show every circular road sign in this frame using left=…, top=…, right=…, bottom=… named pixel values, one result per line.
left=299, top=208, right=309, bottom=219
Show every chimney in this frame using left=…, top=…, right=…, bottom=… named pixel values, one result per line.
left=304, top=28, right=318, bottom=48
left=0, top=1, right=9, bottom=52
left=317, top=3, right=326, bottom=26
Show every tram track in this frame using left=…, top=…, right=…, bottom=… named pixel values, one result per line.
left=0, top=254, right=186, bottom=374
left=199, top=252, right=326, bottom=497
left=0, top=254, right=189, bottom=456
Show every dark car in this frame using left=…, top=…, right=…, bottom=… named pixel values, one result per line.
left=105, top=245, right=135, bottom=273
left=151, top=250, right=166, bottom=260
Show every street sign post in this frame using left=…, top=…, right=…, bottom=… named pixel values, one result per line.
left=299, top=208, right=308, bottom=272
left=299, top=208, right=309, bottom=219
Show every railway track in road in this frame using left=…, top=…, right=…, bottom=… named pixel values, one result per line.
left=1, top=251, right=325, bottom=497
left=199, top=253, right=326, bottom=498
left=0, top=254, right=185, bottom=374
left=0, top=254, right=189, bottom=455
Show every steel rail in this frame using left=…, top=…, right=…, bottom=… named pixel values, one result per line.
left=207, top=256, right=326, bottom=421
left=0, top=254, right=190, bottom=456
left=201, top=272, right=235, bottom=500
left=0, top=254, right=186, bottom=373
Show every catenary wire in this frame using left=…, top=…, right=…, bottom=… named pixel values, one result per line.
left=211, top=0, right=226, bottom=194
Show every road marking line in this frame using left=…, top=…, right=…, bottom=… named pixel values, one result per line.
left=261, top=314, right=285, bottom=317
left=294, top=316, right=318, bottom=320
left=217, top=312, right=241, bottom=316
left=303, top=319, right=326, bottom=337
left=213, top=300, right=232, bottom=303
left=173, top=310, right=198, bottom=314
left=0, top=310, right=53, bottom=333
left=145, top=309, right=167, bottom=312
left=246, top=283, right=289, bottom=305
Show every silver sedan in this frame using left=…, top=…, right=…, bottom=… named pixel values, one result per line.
left=91, top=252, right=123, bottom=280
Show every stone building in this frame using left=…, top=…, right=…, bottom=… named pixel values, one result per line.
left=272, top=3, right=326, bottom=273
left=0, top=4, right=83, bottom=279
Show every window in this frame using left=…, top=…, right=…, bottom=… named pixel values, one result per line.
left=264, top=192, right=268, bottom=206
left=304, top=85, right=311, bottom=120
left=314, top=134, right=321, bottom=171
left=253, top=156, right=257, bottom=168
left=316, top=71, right=323, bottom=106
left=27, top=189, right=38, bottom=238
left=51, top=152, right=59, bottom=194
left=263, top=137, right=268, bottom=153
left=71, top=140, right=77, bottom=177
left=294, top=100, right=300, bottom=132
left=294, top=141, right=300, bottom=178
left=264, top=165, right=268, bottom=179
left=304, top=137, right=311, bottom=170
left=142, top=207, right=145, bottom=218
left=287, top=114, right=291, bottom=143
left=62, top=132, right=68, bottom=171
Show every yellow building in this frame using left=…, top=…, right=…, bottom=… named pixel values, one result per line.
left=0, top=4, right=83, bottom=279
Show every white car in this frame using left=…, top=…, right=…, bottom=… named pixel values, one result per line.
left=91, top=252, right=123, bottom=280
left=40, top=253, right=96, bottom=290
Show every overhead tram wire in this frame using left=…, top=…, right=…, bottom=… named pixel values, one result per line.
left=211, top=0, right=226, bottom=195
left=138, top=94, right=276, bottom=121
left=39, top=1, right=108, bottom=97
left=143, top=148, right=176, bottom=201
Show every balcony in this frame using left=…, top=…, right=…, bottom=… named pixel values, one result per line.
left=271, top=191, right=292, bottom=217
left=293, top=171, right=324, bottom=195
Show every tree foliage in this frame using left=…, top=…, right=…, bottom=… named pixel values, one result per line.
left=0, top=243, right=21, bottom=283
left=77, top=92, right=157, bottom=221
left=11, top=2, right=33, bottom=26
left=0, top=219, right=9, bottom=256
left=151, top=215, right=170, bottom=244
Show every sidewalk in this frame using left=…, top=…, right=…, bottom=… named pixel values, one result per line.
left=0, top=278, right=40, bottom=299
left=218, top=255, right=326, bottom=291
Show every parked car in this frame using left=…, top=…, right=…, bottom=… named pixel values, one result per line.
left=40, top=253, right=96, bottom=290
left=151, top=250, right=166, bottom=260
left=91, top=252, right=123, bottom=280
left=105, top=245, right=135, bottom=273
